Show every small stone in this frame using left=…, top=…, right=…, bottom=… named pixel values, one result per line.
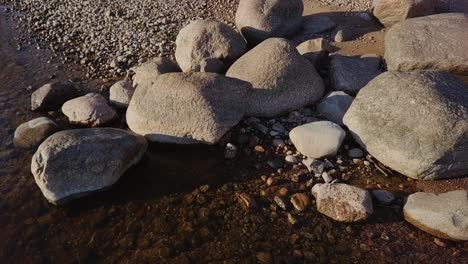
left=372, top=190, right=395, bottom=205
left=321, top=172, right=333, bottom=183
left=317, top=91, right=354, bottom=125
left=290, top=193, right=311, bottom=212
left=254, top=145, right=265, bottom=153
left=348, top=148, right=364, bottom=158
left=288, top=213, right=298, bottom=226
left=236, top=193, right=257, bottom=211
left=272, top=139, right=286, bottom=148
left=109, top=79, right=135, bottom=108
left=285, top=155, right=298, bottom=164
left=256, top=251, right=273, bottom=264
left=62, top=93, right=117, bottom=127
left=14, top=117, right=59, bottom=149
left=434, top=238, right=447, bottom=247
left=224, top=143, right=238, bottom=159
left=274, top=196, right=288, bottom=210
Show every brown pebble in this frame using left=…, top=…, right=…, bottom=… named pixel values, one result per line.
left=287, top=213, right=298, bottom=226
left=278, top=187, right=289, bottom=197
left=254, top=145, right=265, bottom=153
left=256, top=251, right=273, bottom=264
left=236, top=192, right=257, bottom=210
left=434, top=238, right=447, bottom=247
left=290, top=193, right=311, bottom=212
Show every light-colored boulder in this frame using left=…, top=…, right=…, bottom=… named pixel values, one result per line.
left=289, top=121, right=346, bottom=159
left=31, top=128, right=147, bottom=205
left=385, top=13, right=468, bottom=75
left=14, top=117, right=59, bottom=148
left=226, top=38, right=324, bottom=117
left=126, top=72, right=251, bottom=144
left=312, top=183, right=373, bottom=222
left=175, top=19, right=247, bottom=73
left=235, top=0, right=304, bottom=45
left=343, top=71, right=468, bottom=180
left=317, top=91, right=354, bottom=125
left=404, top=190, right=468, bottom=241
left=373, top=0, right=437, bottom=27
left=31, top=81, right=78, bottom=111
left=62, top=93, right=117, bottom=127
left=110, top=79, right=134, bottom=108
left=131, top=57, right=181, bottom=88
left=296, top=38, right=334, bottom=68
left=330, top=54, right=382, bottom=95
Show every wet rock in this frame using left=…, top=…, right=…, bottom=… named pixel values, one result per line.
left=62, top=93, right=117, bottom=127
left=330, top=54, right=382, bottom=95
left=175, top=19, right=247, bottom=73
left=404, top=190, right=468, bottom=241
left=296, top=38, right=334, bottom=68
left=31, top=81, right=78, bottom=111
left=236, top=192, right=257, bottom=210
left=31, top=128, right=147, bottom=205
left=110, top=79, right=135, bottom=108
left=344, top=71, right=468, bottom=180
left=290, top=193, right=311, bottom=212
left=372, top=190, right=395, bottom=205
left=312, top=183, right=373, bottom=222
left=290, top=121, right=346, bottom=159
left=14, top=117, right=59, bottom=149
left=373, top=0, right=437, bottom=27
left=127, top=73, right=250, bottom=144
left=226, top=38, right=324, bottom=117
left=131, top=57, right=181, bottom=88
left=317, top=91, right=354, bottom=125
left=236, top=0, right=304, bottom=45
left=385, top=13, right=468, bottom=75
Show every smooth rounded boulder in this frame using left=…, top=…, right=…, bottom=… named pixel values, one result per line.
left=385, top=13, right=468, bottom=75
left=14, top=117, right=59, bottom=149
left=62, top=93, right=117, bottom=127
left=175, top=19, right=247, bottom=73
left=131, top=57, right=181, bottom=88
left=317, top=91, right=354, bottom=125
left=235, top=0, right=304, bottom=45
left=31, top=128, right=147, bottom=205
left=404, top=191, right=468, bottom=241
left=289, top=121, right=346, bottom=159
left=373, top=0, right=437, bottom=27
left=109, top=79, right=135, bottom=108
left=31, top=81, right=78, bottom=111
left=126, top=72, right=251, bottom=144
left=226, top=38, right=324, bottom=117
left=344, top=71, right=468, bottom=180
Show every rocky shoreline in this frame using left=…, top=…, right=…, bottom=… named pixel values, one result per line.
left=1, top=0, right=468, bottom=263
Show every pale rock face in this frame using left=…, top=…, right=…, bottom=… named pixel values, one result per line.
left=235, top=0, right=304, bottom=45
left=110, top=79, right=135, bottom=108
left=312, top=183, right=374, bottom=222
left=227, top=38, right=324, bottom=117
left=373, top=0, right=437, bottom=27
left=289, top=121, right=346, bottom=159
left=126, top=72, right=251, bottom=144
left=385, top=13, right=468, bottom=75
left=404, top=191, right=468, bottom=241
left=14, top=117, right=59, bottom=148
left=31, top=128, right=147, bottom=205
left=175, top=19, right=247, bottom=73
left=344, top=71, right=468, bottom=180
left=62, top=93, right=117, bottom=127
left=131, top=57, right=181, bottom=89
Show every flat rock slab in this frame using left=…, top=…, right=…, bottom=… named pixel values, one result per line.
left=14, top=117, right=59, bottom=148
left=62, top=93, right=117, bottom=127
left=312, top=183, right=373, bottom=222
left=344, top=71, right=468, bottom=180
left=404, top=190, right=468, bottom=241
left=385, top=13, right=468, bottom=75
left=127, top=72, right=250, bottom=144
left=290, top=121, right=346, bottom=159
left=31, top=128, right=148, bottom=205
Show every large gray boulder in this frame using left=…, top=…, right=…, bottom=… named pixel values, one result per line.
left=126, top=72, right=251, bottom=144
left=31, top=81, right=78, bottom=111
left=175, top=19, right=247, bottom=73
left=385, top=13, right=468, bottom=75
left=109, top=79, right=134, bottom=108
left=343, top=71, right=468, bottom=180
left=330, top=54, right=382, bottom=95
left=226, top=38, right=324, bottom=117
left=131, top=57, right=181, bottom=88
left=31, top=128, right=147, bottom=205
left=235, top=0, right=304, bottom=45
left=62, top=93, right=117, bottom=127
left=404, top=190, right=468, bottom=241
left=373, top=0, right=437, bottom=27
left=312, top=183, right=373, bottom=222
left=14, top=117, right=59, bottom=149
left=290, top=121, right=346, bottom=159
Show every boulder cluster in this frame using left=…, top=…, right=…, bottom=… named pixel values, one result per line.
left=14, top=0, right=468, bottom=241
